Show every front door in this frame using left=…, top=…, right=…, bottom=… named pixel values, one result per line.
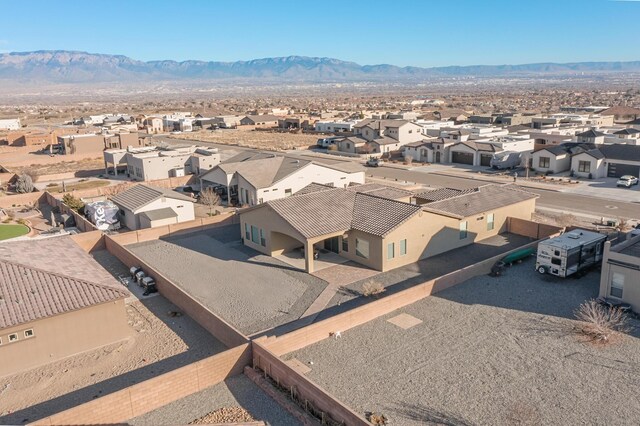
left=324, top=237, right=340, bottom=253
left=435, top=151, right=441, bottom=163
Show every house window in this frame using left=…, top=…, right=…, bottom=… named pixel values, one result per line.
left=387, top=242, right=395, bottom=260
left=400, top=239, right=407, bottom=256
left=251, top=225, right=259, bottom=244
left=24, top=329, right=34, bottom=338
left=285, top=189, right=292, bottom=197
left=459, top=221, right=468, bottom=239
left=538, top=157, right=550, bottom=168
left=260, top=229, right=266, bottom=247
left=578, top=160, right=590, bottom=173
left=356, top=238, right=369, bottom=259
left=487, top=213, right=495, bottom=231
left=610, top=272, right=624, bottom=298
left=342, top=237, right=349, bottom=252
left=8, top=333, right=18, bottom=342
left=245, top=223, right=250, bottom=240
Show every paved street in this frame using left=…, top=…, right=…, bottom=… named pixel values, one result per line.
left=157, top=137, right=640, bottom=220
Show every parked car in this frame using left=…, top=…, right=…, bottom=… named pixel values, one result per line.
left=616, top=175, right=639, bottom=188
left=366, top=157, right=383, bottom=167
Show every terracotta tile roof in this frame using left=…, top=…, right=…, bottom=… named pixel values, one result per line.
left=414, top=187, right=478, bottom=202
left=111, top=184, right=194, bottom=212
left=265, top=188, right=421, bottom=239
left=421, top=184, right=538, bottom=219
left=0, top=260, right=127, bottom=330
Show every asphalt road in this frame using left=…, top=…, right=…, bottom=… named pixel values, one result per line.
left=156, top=136, right=639, bottom=220
left=366, top=166, right=640, bottom=220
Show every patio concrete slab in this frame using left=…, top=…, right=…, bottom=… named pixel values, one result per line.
left=387, top=313, right=422, bottom=330
left=275, top=249, right=349, bottom=272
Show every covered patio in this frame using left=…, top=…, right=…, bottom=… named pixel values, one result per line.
left=275, top=245, right=350, bottom=272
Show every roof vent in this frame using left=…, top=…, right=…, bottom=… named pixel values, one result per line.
left=566, top=232, right=581, bottom=239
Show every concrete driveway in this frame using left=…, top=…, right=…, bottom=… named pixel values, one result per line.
left=562, top=177, right=640, bottom=202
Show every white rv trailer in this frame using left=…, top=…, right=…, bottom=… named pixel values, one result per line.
left=536, top=229, right=607, bottom=277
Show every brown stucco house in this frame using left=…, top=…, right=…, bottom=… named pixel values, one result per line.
left=239, top=183, right=538, bottom=273
left=0, top=237, right=129, bottom=377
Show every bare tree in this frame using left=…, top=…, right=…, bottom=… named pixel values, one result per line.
left=574, top=300, right=631, bottom=344
left=199, top=187, right=220, bottom=216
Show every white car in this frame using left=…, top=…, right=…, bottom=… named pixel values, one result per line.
left=616, top=175, right=639, bottom=188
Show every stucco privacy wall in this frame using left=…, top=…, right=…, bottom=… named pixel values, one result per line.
left=253, top=341, right=370, bottom=426
left=260, top=232, right=560, bottom=357
left=31, top=344, right=251, bottom=426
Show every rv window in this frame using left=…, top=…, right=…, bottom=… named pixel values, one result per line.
left=551, top=257, right=562, bottom=266
left=554, top=250, right=560, bottom=256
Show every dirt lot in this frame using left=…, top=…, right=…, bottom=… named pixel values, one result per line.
left=0, top=253, right=227, bottom=424
left=171, top=128, right=319, bottom=151
left=285, top=259, right=640, bottom=425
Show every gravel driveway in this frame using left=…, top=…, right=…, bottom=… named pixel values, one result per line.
left=127, top=227, right=327, bottom=335
left=286, top=260, right=640, bottom=425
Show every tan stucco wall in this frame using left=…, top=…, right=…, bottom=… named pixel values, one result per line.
left=599, top=239, right=640, bottom=312
left=0, top=299, right=129, bottom=378
left=240, top=198, right=536, bottom=272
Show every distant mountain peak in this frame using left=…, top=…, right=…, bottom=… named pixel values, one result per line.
left=0, top=50, right=639, bottom=84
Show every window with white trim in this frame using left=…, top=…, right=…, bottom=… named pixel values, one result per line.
left=244, top=223, right=250, bottom=240
left=459, top=221, right=468, bottom=239
left=8, top=333, right=18, bottom=342
left=610, top=272, right=624, bottom=298
left=24, top=329, right=34, bottom=338
left=356, top=238, right=369, bottom=259
left=487, top=213, right=495, bottom=231
left=251, top=225, right=259, bottom=244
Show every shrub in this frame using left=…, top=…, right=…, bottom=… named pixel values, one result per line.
left=403, top=155, right=414, bottom=165
left=574, top=300, right=631, bottom=344
left=17, top=218, right=26, bottom=225
left=15, top=173, right=34, bottom=193
left=62, top=193, right=84, bottom=212
left=362, top=280, right=385, bottom=297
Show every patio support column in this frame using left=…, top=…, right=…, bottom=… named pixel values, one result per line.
left=304, top=240, right=314, bottom=274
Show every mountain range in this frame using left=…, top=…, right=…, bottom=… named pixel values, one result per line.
left=2, top=50, right=640, bottom=84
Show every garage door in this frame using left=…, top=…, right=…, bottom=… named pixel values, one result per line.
left=607, top=163, right=640, bottom=178
left=451, top=151, right=474, bottom=165
left=480, top=154, right=492, bottom=167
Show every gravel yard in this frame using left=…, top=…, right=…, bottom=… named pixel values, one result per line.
left=127, top=226, right=327, bottom=335
left=129, top=374, right=300, bottom=426
left=286, top=259, right=640, bottom=425
left=317, top=233, right=532, bottom=321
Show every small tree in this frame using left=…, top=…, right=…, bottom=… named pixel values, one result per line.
left=15, top=173, right=34, bottom=194
left=62, top=193, right=84, bottom=212
left=362, top=280, right=385, bottom=298
left=403, top=155, right=414, bottom=165
left=199, top=187, right=220, bottom=216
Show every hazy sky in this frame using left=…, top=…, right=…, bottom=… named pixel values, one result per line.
left=2, top=0, right=639, bottom=67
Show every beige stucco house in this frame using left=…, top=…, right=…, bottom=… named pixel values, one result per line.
left=240, top=183, right=537, bottom=273
left=0, top=237, right=129, bottom=377
left=531, top=146, right=572, bottom=174
left=599, top=234, right=640, bottom=312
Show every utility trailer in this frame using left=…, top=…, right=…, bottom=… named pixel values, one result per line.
left=536, top=229, right=607, bottom=277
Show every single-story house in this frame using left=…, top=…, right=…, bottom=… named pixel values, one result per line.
left=199, top=153, right=365, bottom=206
left=448, top=141, right=500, bottom=166
left=240, top=115, right=280, bottom=127
left=599, top=234, right=640, bottom=312
left=531, top=145, right=572, bottom=174
left=239, top=183, right=537, bottom=273
left=575, top=129, right=606, bottom=145
left=0, top=237, right=129, bottom=377
left=111, top=184, right=196, bottom=230
left=570, top=149, right=606, bottom=178
left=335, top=136, right=369, bottom=154
left=403, top=141, right=434, bottom=162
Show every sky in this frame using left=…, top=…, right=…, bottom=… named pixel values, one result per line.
left=1, top=0, right=639, bottom=67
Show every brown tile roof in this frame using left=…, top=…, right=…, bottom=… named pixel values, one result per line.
left=265, top=188, right=421, bottom=239
left=347, top=183, right=413, bottom=200
left=0, top=259, right=127, bottom=330
left=421, top=184, right=538, bottom=219
left=414, top=187, right=478, bottom=203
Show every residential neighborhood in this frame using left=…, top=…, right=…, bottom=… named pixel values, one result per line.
left=1, top=1, right=640, bottom=425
